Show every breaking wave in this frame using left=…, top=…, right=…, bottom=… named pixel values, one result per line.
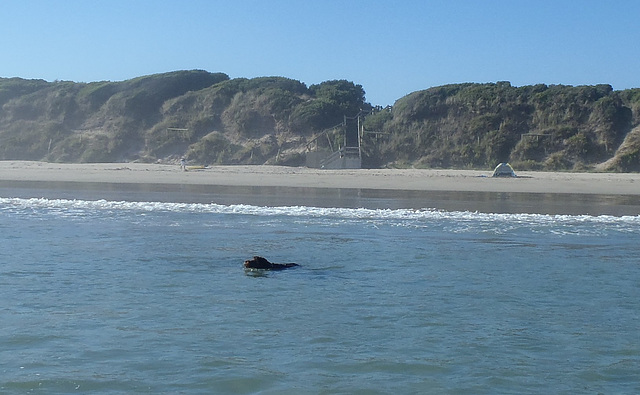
left=2, top=197, right=639, bottom=227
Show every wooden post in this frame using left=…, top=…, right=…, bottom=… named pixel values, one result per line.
left=343, top=115, right=347, bottom=148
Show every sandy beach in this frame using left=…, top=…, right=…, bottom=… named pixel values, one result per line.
left=0, top=161, right=638, bottom=196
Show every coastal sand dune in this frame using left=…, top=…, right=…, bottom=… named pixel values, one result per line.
left=0, top=161, right=638, bottom=196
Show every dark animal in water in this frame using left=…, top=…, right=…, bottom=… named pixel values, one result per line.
left=243, top=256, right=299, bottom=270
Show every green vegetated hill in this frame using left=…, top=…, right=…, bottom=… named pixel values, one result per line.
left=362, top=82, right=640, bottom=171
left=0, top=70, right=366, bottom=166
left=1, top=71, right=639, bottom=171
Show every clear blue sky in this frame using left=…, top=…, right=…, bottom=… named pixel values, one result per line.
left=2, top=0, right=639, bottom=106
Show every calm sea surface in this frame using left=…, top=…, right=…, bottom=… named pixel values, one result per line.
left=1, top=182, right=639, bottom=394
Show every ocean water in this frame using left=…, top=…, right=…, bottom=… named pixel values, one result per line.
left=1, top=184, right=639, bottom=394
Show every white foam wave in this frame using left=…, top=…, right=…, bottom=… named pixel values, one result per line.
left=1, top=196, right=639, bottom=227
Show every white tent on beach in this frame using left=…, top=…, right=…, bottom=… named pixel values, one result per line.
left=492, top=162, right=516, bottom=177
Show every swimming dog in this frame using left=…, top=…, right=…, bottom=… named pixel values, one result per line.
left=243, top=256, right=299, bottom=270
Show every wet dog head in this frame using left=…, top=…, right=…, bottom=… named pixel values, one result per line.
left=243, top=256, right=273, bottom=269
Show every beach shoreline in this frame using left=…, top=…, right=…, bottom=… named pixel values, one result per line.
left=0, top=161, right=638, bottom=196
left=1, top=161, right=639, bottom=215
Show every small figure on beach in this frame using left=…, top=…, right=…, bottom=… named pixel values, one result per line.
left=180, top=157, right=187, bottom=171
left=243, top=256, right=299, bottom=270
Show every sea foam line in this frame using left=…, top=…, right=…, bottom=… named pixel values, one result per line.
left=1, top=196, right=639, bottom=225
